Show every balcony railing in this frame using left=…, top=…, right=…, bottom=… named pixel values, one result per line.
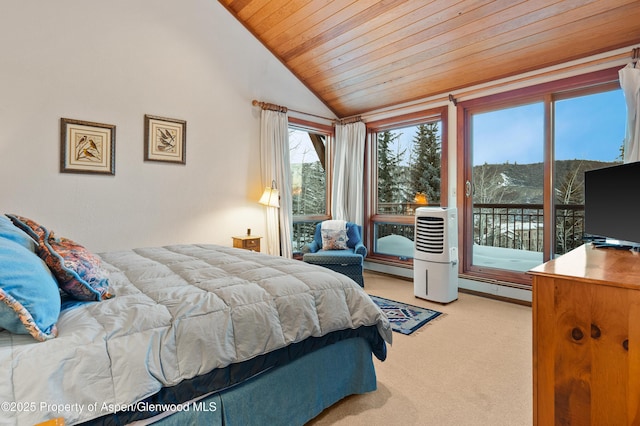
left=292, top=220, right=322, bottom=254
left=474, top=203, right=543, bottom=251
left=474, top=203, right=584, bottom=254
left=291, top=203, right=585, bottom=257
left=378, top=202, right=432, bottom=216
left=552, top=204, right=585, bottom=254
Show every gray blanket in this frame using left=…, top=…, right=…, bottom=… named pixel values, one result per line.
left=0, top=244, right=391, bottom=425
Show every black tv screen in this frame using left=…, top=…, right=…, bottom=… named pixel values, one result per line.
left=584, top=161, right=640, bottom=246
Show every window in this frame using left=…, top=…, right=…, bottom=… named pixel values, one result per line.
left=553, top=88, right=625, bottom=254
left=460, top=68, right=625, bottom=285
left=367, top=108, right=448, bottom=264
left=288, top=118, right=332, bottom=254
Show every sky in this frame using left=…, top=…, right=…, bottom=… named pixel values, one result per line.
left=473, top=89, right=626, bottom=165
left=393, top=124, right=442, bottom=166
left=289, top=129, right=320, bottom=164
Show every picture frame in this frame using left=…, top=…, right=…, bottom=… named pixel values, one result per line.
left=60, top=118, right=116, bottom=175
left=144, top=115, right=187, bottom=164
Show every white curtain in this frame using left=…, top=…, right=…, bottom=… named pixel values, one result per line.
left=332, top=121, right=366, bottom=225
left=260, top=109, right=293, bottom=258
left=620, top=61, right=640, bottom=163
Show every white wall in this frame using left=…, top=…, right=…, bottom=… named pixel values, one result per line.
left=0, top=0, right=334, bottom=252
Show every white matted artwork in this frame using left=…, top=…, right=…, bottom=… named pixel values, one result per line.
left=144, top=114, right=186, bottom=164
left=60, top=118, right=115, bottom=175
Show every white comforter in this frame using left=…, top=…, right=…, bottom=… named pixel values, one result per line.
left=0, top=244, right=391, bottom=425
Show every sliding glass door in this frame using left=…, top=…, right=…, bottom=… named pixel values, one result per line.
left=470, top=102, right=545, bottom=275
left=553, top=88, right=625, bottom=255
left=461, top=69, right=625, bottom=285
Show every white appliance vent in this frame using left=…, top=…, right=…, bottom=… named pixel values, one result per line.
left=415, top=216, right=445, bottom=254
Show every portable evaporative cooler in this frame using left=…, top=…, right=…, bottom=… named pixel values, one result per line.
left=414, top=207, right=458, bottom=303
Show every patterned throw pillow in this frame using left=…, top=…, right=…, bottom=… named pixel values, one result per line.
left=42, top=236, right=112, bottom=301
left=7, top=214, right=111, bottom=302
left=321, top=228, right=348, bottom=250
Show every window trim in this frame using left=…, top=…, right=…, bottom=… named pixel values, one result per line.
left=365, top=106, right=449, bottom=266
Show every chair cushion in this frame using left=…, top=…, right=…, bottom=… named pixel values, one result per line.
left=303, top=250, right=363, bottom=265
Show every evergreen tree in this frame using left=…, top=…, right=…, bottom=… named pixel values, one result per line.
left=377, top=130, right=405, bottom=214
left=409, top=123, right=441, bottom=204
left=299, top=161, right=326, bottom=214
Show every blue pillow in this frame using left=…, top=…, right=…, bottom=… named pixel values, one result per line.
left=0, top=237, right=61, bottom=341
left=0, top=214, right=36, bottom=252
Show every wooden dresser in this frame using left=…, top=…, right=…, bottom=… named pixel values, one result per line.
left=529, top=243, right=640, bottom=425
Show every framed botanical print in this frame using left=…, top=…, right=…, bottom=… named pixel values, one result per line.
left=144, top=115, right=187, bottom=164
left=60, top=118, right=116, bottom=175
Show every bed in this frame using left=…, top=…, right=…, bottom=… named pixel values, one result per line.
left=0, top=214, right=392, bottom=426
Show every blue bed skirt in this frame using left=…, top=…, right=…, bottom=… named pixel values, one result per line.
left=143, top=336, right=377, bottom=426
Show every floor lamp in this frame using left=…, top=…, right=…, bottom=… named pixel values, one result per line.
left=258, top=180, right=280, bottom=255
left=258, top=181, right=280, bottom=208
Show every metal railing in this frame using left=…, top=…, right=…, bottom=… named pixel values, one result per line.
left=553, top=204, right=585, bottom=255
left=291, top=203, right=585, bottom=257
left=473, top=203, right=584, bottom=254
left=377, top=202, right=432, bottom=216
left=474, top=203, right=543, bottom=251
left=291, top=220, right=322, bottom=253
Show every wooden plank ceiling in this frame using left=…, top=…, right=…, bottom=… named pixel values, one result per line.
left=219, top=0, right=640, bottom=118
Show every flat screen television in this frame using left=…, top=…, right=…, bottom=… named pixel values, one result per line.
left=584, top=161, right=640, bottom=248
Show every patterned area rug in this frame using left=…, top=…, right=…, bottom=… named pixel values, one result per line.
left=370, top=295, right=443, bottom=335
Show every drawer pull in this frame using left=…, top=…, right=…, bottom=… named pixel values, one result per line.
left=590, top=324, right=601, bottom=339
left=623, top=339, right=629, bottom=351
left=571, top=327, right=584, bottom=341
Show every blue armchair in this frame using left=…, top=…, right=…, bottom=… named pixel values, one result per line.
left=302, top=221, right=367, bottom=287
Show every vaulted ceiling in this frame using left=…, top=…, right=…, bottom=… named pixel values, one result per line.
left=219, top=0, right=640, bottom=118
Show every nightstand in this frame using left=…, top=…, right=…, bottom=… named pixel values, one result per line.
left=232, top=235, right=262, bottom=252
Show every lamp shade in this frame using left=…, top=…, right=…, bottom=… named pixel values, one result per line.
left=258, top=187, right=280, bottom=208
left=414, top=192, right=428, bottom=205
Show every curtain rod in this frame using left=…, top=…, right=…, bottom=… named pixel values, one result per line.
left=252, top=100, right=288, bottom=113
left=251, top=99, right=362, bottom=124
left=335, top=116, right=362, bottom=125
